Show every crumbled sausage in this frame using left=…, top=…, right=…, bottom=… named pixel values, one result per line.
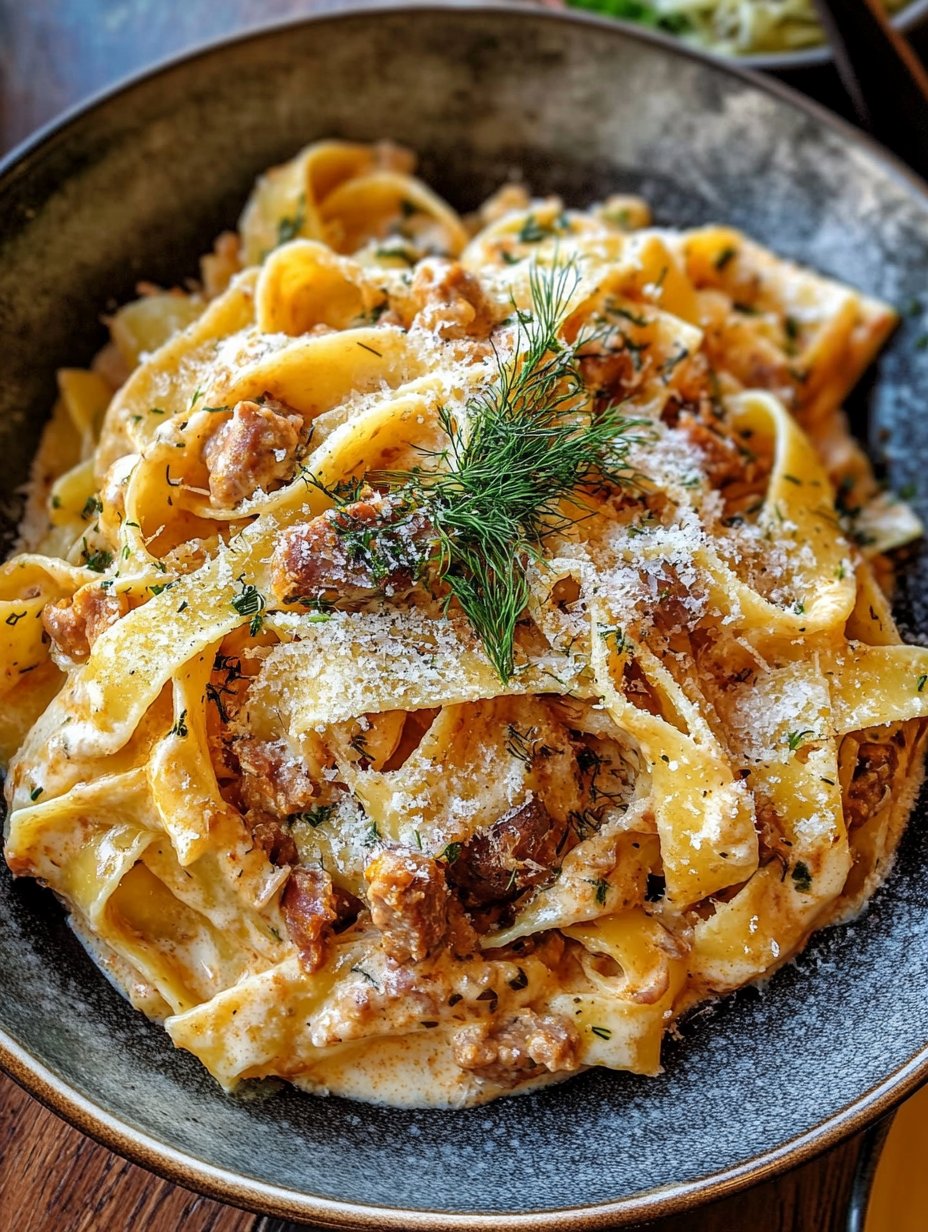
left=410, top=259, right=495, bottom=340
left=364, top=848, right=450, bottom=963
left=235, top=737, right=317, bottom=817
left=846, top=742, right=898, bottom=830
left=755, top=800, right=792, bottom=874
left=579, top=347, right=640, bottom=410
left=249, top=814, right=299, bottom=866
left=452, top=1010, right=581, bottom=1084
left=281, top=866, right=337, bottom=972
left=447, top=799, right=566, bottom=907
left=678, top=415, right=745, bottom=490
left=202, top=398, right=305, bottom=507
left=331, top=885, right=364, bottom=933
left=271, top=492, right=430, bottom=606
left=42, top=586, right=128, bottom=661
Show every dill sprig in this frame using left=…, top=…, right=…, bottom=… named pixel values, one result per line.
left=377, top=259, right=642, bottom=680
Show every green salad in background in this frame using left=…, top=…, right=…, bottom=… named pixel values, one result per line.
left=565, top=0, right=911, bottom=57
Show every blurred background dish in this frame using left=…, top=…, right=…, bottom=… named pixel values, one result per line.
left=561, top=0, right=928, bottom=68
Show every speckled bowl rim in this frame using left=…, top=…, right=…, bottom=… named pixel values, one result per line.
left=3, top=3, right=928, bottom=1226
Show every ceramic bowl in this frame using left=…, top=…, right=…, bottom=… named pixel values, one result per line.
left=3, top=5, right=928, bottom=1227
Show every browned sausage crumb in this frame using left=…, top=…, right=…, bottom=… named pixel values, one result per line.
left=846, top=742, right=898, bottom=830
left=280, top=866, right=337, bottom=972
left=677, top=415, right=746, bottom=490
left=410, top=260, right=496, bottom=340
left=452, top=1010, right=581, bottom=1084
left=42, top=586, right=128, bottom=661
left=249, top=814, right=299, bottom=866
left=447, top=798, right=566, bottom=907
left=364, top=848, right=450, bottom=963
left=271, top=492, right=431, bottom=607
left=235, top=737, right=317, bottom=817
left=202, top=398, right=305, bottom=507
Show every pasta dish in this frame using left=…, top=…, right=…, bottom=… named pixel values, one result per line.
left=565, top=0, right=911, bottom=57
left=3, top=141, right=927, bottom=1107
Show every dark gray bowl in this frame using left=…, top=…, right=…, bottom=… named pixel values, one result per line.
left=4, top=5, right=928, bottom=1227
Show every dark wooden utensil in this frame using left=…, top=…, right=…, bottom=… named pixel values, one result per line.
left=812, top=0, right=928, bottom=180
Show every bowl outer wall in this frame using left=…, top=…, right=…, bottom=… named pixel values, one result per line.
left=4, top=4, right=928, bottom=1227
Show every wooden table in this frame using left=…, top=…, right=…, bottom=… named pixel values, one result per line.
left=0, top=2, right=921, bottom=1229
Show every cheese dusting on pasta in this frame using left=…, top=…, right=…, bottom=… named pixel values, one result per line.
left=3, top=140, right=927, bottom=1107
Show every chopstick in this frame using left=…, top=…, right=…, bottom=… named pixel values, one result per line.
left=811, top=0, right=928, bottom=182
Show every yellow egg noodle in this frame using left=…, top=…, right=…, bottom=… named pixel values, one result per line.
left=3, top=140, right=927, bottom=1107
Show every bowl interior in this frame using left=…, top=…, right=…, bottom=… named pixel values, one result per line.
left=4, top=6, right=928, bottom=1225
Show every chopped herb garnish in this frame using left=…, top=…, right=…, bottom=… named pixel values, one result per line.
left=607, top=304, right=649, bottom=327
left=296, top=804, right=336, bottom=828
left=5, top=611, right=27, bottom=626
left=374, top=243, right=416, bottom=266
left=81, top=494, right=103, bottom=520
left=169, top=709, right=188, bottom=738
left=276, top=198, right=306, bottom=246
left=517, top=214, right=553, bottom=244
left=786, top=729, right=815, bottom=752
left=29, top=785, right=44, bottom=802
left=591, top=1025, right=612, bottom=1040
left=505, top=723, right=537, bottom=764
left=357, top=301, right=389, bottom=325
left=438, top=841, right=462, bottom=865
left=376, top=259, right=643, bottom=680
left=363, top=820, right=381, bottom=847
left=81, top=540, right=113, bottom=573
left=791, top=861, right=813, bottom=894
left=918, top=675, right=927, bottom=693
left=598, top=625, right=630, bottom=655
left=231, top=577, right=266, bottom=636
left=714, top=246, right=737, bottom=271
left=591, top=877, right=609, bottom=906
left=351, top=965, right=380, bottom=989
left=660, top=346, right=689, bottom=382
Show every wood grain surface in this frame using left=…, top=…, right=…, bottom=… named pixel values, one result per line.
left=0, top=1, right=921, bottom=1229
left=0, top=1064, right=886, bottom=1232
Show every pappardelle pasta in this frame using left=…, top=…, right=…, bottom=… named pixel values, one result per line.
left=3, top=140, right=927, bottom=1107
